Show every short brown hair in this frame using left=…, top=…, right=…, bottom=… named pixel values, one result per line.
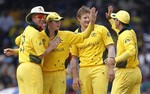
left=77, top=6, right=90, bottom=18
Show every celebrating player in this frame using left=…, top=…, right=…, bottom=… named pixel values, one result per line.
left=12, top=6, right=57, bottom=94
left=105, top=6, right=142, bottom=94
left=70, top=6, right=115, bottom=94
left=42, top=7, right=97, bottom=94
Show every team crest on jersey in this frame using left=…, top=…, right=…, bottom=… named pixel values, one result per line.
left=60, top=39, right=63, bottom=43
left=91, top=32, right=97, bottom=37
left=42, top=39, right=46, bottom=43
left=125, top=39, right=130, bottom=43
left=107, top=32, right=111, bottom=37
left=39, top=39, right=46, bottom=45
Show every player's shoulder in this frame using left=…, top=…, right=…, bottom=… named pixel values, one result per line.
left=23, top=26, right=42, bottom=39
left=94, top=24, right=107, bottom=29
left=121, top=29, right=136, bottom=38
left=58, top=30, right=74, bottom=35
left=25, top=25, right=39, bottom=34
left=40, top=30, right=47, bottom=36
left=94, top=24, right=108, bottom=32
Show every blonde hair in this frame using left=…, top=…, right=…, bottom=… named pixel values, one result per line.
left=77, top=6, right=90, bottom=18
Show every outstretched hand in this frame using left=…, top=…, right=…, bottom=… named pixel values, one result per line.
left=89, top=7, right=98, bottom=24
left=4, top=48, right=17, bottom=56
left=105, top=6, right=113, bottom=19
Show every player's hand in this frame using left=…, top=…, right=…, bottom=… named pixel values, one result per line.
left=104, top=57, right=115, bottom=67
left=72, top=77, right=82, bottom=91
left=105, top=6, right=113, bottom=20
left=104, top=57, right=115, bottom=82
left=108, top=65, right=115, bottom=82
left=49, top=36, right=61, bottom=50
left=4, top=48, right=16, bottom=56
left=89, top=7, right=98, bottom=24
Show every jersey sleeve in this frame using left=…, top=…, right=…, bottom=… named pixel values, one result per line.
left=123, top=35, right=135, bottom=57
left=15, top=34, right=22, bottom=46
left=101, top=26, right=114, bottom=46
left=70, top=44, right=78, bottom=56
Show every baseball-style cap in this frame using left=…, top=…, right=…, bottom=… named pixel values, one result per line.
left=111, top=10, right=130, bottom=24
left=46, top=12, right=64, bottom=22
left=26, top=6, right=49, bottom=23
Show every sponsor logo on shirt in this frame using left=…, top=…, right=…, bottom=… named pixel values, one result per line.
left=79, top=41, right=100, bottom=50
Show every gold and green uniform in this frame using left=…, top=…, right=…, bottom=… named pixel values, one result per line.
left=17, top=26, right=46, bottom=94
left=42, top=29, right=86, bottom=94
left=109, top=19, right=142, bottom=94
left=70, top=24, right=114, bottom=94
left=16, top=22, right=93, bottom=94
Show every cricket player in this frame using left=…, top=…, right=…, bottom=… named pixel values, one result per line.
left=70, top=6, right=115, bottom=94
left=42, top=7, right=97, bottom=94
left=105, top=6, right=142, bottom=94
left=4, top=6, right=60, bottom=94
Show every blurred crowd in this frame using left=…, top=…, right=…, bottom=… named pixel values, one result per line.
left=0, top=0, right=150, bottom=94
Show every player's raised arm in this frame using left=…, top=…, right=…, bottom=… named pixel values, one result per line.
left=105, top=6, right=119, bottom=33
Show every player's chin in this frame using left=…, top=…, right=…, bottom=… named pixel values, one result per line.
left=83, top=22, right=88, bottom=27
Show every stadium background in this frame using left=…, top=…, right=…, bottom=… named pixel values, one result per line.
left=0, top=0, right=150, bottom=94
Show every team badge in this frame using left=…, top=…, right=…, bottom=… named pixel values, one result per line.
left=39, top=39, right=46, bottom=45
left=125, top=39, right=130, bottom=43
left=60, top=39, right=63, bottom=43
left=42, top=39, right=46, bottom=43
left=38, top=7, right=42, bottom=11
left=107, top=32, right=111, bottom=37
left=91, top=32, right=96, bottom=37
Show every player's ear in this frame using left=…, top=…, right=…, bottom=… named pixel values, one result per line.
left=77, top=16, right=80, bottom=22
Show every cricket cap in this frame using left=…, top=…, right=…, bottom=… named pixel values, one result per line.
left=46, top=12, right=64, bottom=22
left=111, top=10, right=130, bottom=24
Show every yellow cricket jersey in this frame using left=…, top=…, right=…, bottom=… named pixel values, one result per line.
left=70, top=24, right=114, bottom=67
left=15, top=34, right=21, bottom=46
left=19, top=26, right=46, bottom=64
left=115, top=29, right=139, bottom=68
left=42, top=30, right=84, bottom=72
left=109, top=19, right=139, bottom=68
